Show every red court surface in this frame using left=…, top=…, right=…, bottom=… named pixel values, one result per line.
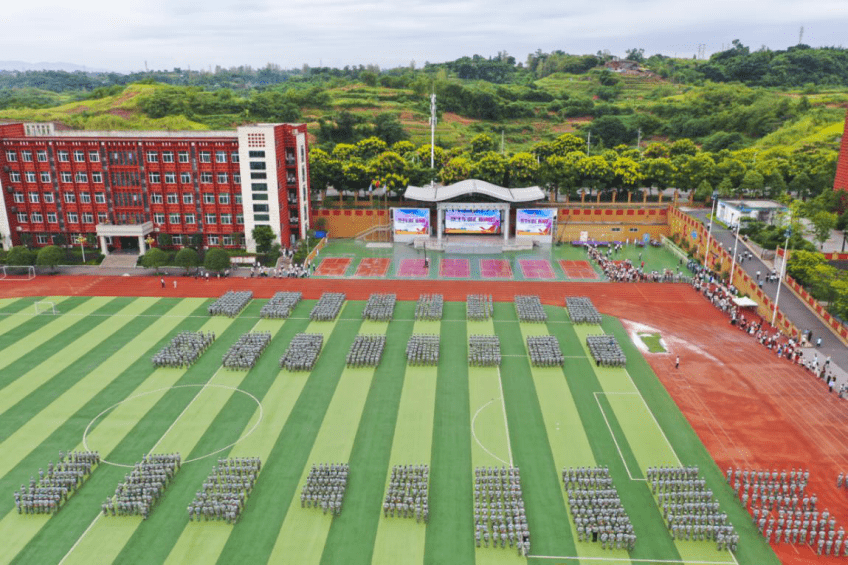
left=314, top=257, right=352, bottom=277
left=397, top=258, right=430, bottom=278
left=480, top=259, right=513, bottom=279
left=439, top=258, right=471, bottom=278
left=354, top=257, right=391, bottom=277
left=2, top=275, right=844, bottom=565
left=559, top=260, right=600, bottom=280
left=518, top=259, right=555, bottom=279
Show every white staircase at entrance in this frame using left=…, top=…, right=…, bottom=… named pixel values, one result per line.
left=99, top=254, right=140, bottom=270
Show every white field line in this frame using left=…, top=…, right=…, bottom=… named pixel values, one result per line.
left=57, top=513, right=103, bottom=565
left=496, top=366, right=513, bottom=467
left=623, top=368, right=682, bottom=466
left=471, top=399, right=510, bottom=467
left=528, top=554, right=736, bottom=564
left=593, top=392, right=641, bottom=482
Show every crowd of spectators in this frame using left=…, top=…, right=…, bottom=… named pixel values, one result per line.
left=587, top=245, right=688, bottom=283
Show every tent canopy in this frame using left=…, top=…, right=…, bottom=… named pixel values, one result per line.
left=732, top=296, right=758, bottom=308
left=404, top=179, right=545, bottom=203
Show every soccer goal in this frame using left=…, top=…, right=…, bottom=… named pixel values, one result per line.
left=0, top=265, right=36, bottom=281
left=34, top=301, right=58, bottom=315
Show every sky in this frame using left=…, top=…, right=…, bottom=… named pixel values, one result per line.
left=3, top=0, right=848, bottom=72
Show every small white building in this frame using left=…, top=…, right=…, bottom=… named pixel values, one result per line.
left=716, top=199, right=788, bottom=228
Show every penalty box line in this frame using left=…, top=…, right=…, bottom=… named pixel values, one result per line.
left=529, top=555, right=736, bottom=564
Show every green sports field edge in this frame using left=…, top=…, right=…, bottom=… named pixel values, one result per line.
left=0, top=296, right=778, bottom=565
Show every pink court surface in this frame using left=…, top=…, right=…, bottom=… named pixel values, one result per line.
left=559, top=260, right=600, bottom=280
left=314, top=257, right=351, bottom=277
left=518, top=258, right=555, bottom=279
left=439, top=258, right=470, bottom=278
left=397, top=258, right=430, bottom=277
left=479, top=259, right=513, bottom=278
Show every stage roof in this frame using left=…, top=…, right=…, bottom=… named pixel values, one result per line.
left=404, top=179, right=545, bottom=203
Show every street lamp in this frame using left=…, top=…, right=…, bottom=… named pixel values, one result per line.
left=729, top=223, right=740, bottom=287
left=75, top=235, right=87, bottom=263
left=704, top=191, right=718, bottom=271
left=771, top=225, right=791, bottom=328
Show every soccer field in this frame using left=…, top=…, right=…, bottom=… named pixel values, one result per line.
left=0, top=294, right=778, bottom=565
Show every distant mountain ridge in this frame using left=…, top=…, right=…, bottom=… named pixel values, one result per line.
left=0, top=61, right=114, bottom=73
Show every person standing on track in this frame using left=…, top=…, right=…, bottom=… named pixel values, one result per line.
left=675, top=356, right=680, bottom=369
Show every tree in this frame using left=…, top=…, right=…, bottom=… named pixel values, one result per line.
left=625, top=48, right=645, bottom=62
left=694, top=180, right=713, bottom=203
left=204, top=248, right=231, bottom=273
left=252, top=225, right=275, bottom=254
left=809, top=210, right=837, bottom=250
left=507, top=152, right=538, bottom=187
left=36, top=245, right=64, bottom=273
left=470, top=134, right=497, bottom=156
left=439, top=156, right=473, bottom=185
left=19, top=233, right=33, bottom=249
left=586, top=116, right=633, bottom=147
left=141, top=247, right=168, bottom=273
left=716, top=177, right=734, bottom=197
left=157, top=233, right=173, bottom=248
left=369, top=151, right=408, bottom=190
left=644, top=158, right=677, bottom=194
left=676, top=153, right=716, bottom=191
left=190, top=233, right=204, bottom=249
left=174, top=247, right=199, bottom=274
left=308, top=148, right=343, bottom=194
left=787, top=249, right=825, bottom=286
left=669, top=139, right=698, bottom=157
left=355, top=137, right=389, bottom=161
left=473, top=152, right=507, bottom=185
left=341, top=161, right=370, bottom=191
left=739, top=170, right=765, bottom=196
left=5, top=246, right=34, bottom=266
left=610, top=157, right=643, bottom=189
left=373, top=113, right=409, bottom=145
left=576, top=155, right=612, bottom=190
left=549, top=133, right=585, bottom=157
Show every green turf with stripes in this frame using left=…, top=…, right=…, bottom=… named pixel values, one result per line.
left=0, top=297, right=780, bottom=565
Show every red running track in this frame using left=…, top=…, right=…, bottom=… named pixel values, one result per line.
left=1, top=275, right=845, bottom=564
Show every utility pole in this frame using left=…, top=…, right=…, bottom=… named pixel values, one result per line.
left=636, top=128, right=642, bottom=151
left=587, top=132, right=591, bottom=155
left=429, top=92, right=437, bottom=174
left=772, top=225, right=791, bottom=327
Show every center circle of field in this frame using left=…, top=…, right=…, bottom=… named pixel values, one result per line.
left=82, top=384, right=263, bottom=468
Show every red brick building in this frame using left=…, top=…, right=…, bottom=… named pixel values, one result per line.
left=835, top=110, right=848, bottom=192
left=0, top=122, right=311, bottom=253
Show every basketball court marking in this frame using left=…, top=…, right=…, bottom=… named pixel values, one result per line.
left=480, top=259, right=513, bottom=279
left=396, top=258, right=430, bottom=278
left=518, top=259, right=555, bottom=280
left=354, top=257, right=392, bottom=277
left=559, top=260, right=599, bottom=280
left=314, top=257, right=352, bottom=277
left=440, top=258, right=471, bottom=278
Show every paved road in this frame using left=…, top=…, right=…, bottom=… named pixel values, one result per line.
left=687, top=208, right=848, bottom=383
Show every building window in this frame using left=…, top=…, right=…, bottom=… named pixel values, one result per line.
left=97, top=212, right=108, bottom=223
left=29, top=192, right=39, bottom=203
left=169, top=214, right=181, bottom=224
left=184, top=214, right=195, bottom=224
left=253, top=193, right=268, bottom=201
left=249, top=162, right=266, bottom=170
left=61, top=172, right=72, bottom=183
left=253, top=204, right=269, bottom=212
left=150, top=193, right=162, bottom=204
left=254, top=214, right=269, bottom=221
left=250, top=172, right=266, bottom=179
left=231, top=152, right=239, bottom=163
left=218, top=193, right=230, bottom=204
left=629, top=227, right=639, bottom=232
left=203, top=193, right=215, bottom=204
left=31, top=212, right=43, bottom=223
left=251, top=183, right=267, bottom=191
left=82, top=212, right=94, bottom=223
left=200, top=172, right=212, bottom=183
left=162, top=151, right=174, bottom=163
left=64, top=192, right=76, bottom=203
left=205, top=213, right=216, bottom=224
left=9, top=171, right=20, bottom=182
left=43, top=192, right=54, bottom=203
left=21, top=150, right=33, bottom=162
left=13, top=193, right=24, bottom=203
left=47, top=212, right=57, bottom=223
left=216, top=151, right=227, bottom=163
left=208, top=235, right=219, bottom=246
left=236, top=214, right=244, bottom=224
left=5, top=150, right=17, bottom=162
left=233, top=173, right=241, bottom=184
left=199, top=151, right=211, bottom=163
left=80, top=192, right=91, bottom=203
left=179, top=172, right=191, bottom=184
left=92, top=172, right=103, bottom=183
left=248, top=150, right=265, bottom=158
left=146, top=151, right=158, bottom=163
left=172, top=234, right=183, bottom=245
left=74, top=150, right=85, bottom=163
left=58, top=150, right=69, bottom=162
left=95, top=192, right=106, bottom=203
left=89, top=151, right=100, bottom=162
left=67, top=212, right=79, bottom=223
left=183, top=193, right=193, bottom=205
left=221, top=213, right=232, bottom=224
left=165, top=172, right=176, bottom=184
left=40, top=171, right=51, bottom=183
left=25, top=171, right=36, bottom=183
left=37, top=234, right=50, bottom=244
left=166, top=193, right=179, bottom=204
left=217, top=172, right=228, bottom=184
left=75, top=172, right=88, bottom=183
left=37, top=150, right=48, bottom=162
left=235, top=194, right=242, bottom=204
left=154, top=213, right=165, bottom=224
left=149, top=172, right=160, bottom=184
left=178, top=151, right=189, bottom=163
